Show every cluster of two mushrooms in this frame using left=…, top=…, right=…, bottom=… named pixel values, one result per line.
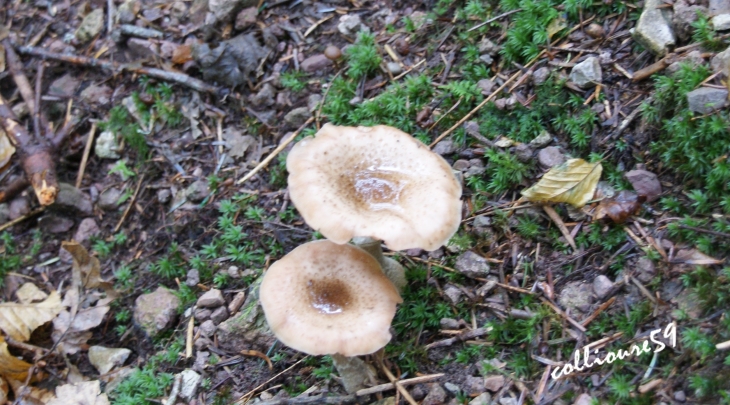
left=259, top=124, right=462, bottom=389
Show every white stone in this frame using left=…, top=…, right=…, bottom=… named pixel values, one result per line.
left=95, top=131, right=120, bottom=159
left=570, top=57, right=602, bottom=88
left=179, top=369, right=202, bottom=401
left=88, top=346, right=132, bottom=375
left=712, top=14, right=730, bottom=31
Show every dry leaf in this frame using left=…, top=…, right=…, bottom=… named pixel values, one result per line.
left=62, top=241, right=118, bottom=300
left=0, top=376, right=8, bottom=404
left=52, top=305, right=110, bottom=355
left=8, top=377, right=55, bottom=403
left=672, top=249, right=723, bottom=265
left=223, top=128, right=255, bottom=158
left=547, top=16, right=567, bottom=40
left=0, top=291, right=63, bottom=342
left=0, top=128, right=15, bottom=169
left=172, top=44, right=193, bottom=64
left=0, top=337, right=32, bottom=381
left=46, top=381, right=110, bottom=405
left=521, top=159, right=603, bottom=207
left=593, top=191, right=645, bottom=223
left=88, top=346, right=132, bottom=375
left=15, top=283, right=48, bottom=305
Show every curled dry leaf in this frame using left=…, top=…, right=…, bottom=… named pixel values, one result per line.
left=671, top=249, right=723, bottom=265
left=521, top=159, right=603, bottom=208
left=593, top=190, right=645, bottom=224
left=46, top=380, right=110, bottom=405
left=52, top=304, right=110, bottom=355
left=0, top=290, right=63, bottom=342
left=62, top=241, right=119, bottom=300
left=0, top=336, right=32, bottom=381
left=0, top=128, right=15, bottom=169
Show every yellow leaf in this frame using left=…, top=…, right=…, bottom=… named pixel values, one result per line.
left=547, top=16, right=567, bottom=40
left=521, top=159, right=603, bottom=207
left=0, top=128, right=15, bottom=169
left=0, top=291, right=63, bottom=342
left=0, top=337, right=32, bottom=381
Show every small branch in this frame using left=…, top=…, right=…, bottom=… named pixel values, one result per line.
left=542, top=205, right=577, bottom=251
left=33, top=62, right=44, bottom=141
left=0, top=177, right=30, bottom=203
left=600, top=97, right=650, bottom=144
left=75, top=123, right=96, bottom=188
left=424, top=327, right=492, bottom=350
left=468, top=9, right=523, bottom=32
left=678, top=224, right=730, bottom=239
left=15, top=44, right=220, bottom=94
left=540, top=297, right=586, bottom=333
left=0, top=207, right=44, bottom=233
left=114, top=174, right=145, bottom=232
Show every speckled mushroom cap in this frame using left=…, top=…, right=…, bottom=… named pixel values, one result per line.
left=260, top=240, right=402, bottom=356
left=286, top=124, right=462, bottom=251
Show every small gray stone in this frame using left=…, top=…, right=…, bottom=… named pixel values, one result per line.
left=422, top=384, right=446, bottom=405
left=194, top=308, right=211, bottom=322
left=80, top=84, right=113, bottom=106
left=463, top=375, right=485, bottom=396
left=532, top=67, right=551, bottom=85
left=537, top=146, right=566, bottom=168
left=593, top=275, right=613, bottom=299
left=250, top=83, right=276, bottom=107
left=687, top=87, right=729, bottom=114
left=179, top=369, right=202, bottom=402
left=39, top=215, right=75, bottom=234
left=210, top=306, right=229, bottom=324
left=514, top=144, right=533, bottom=163
left=674, top=390, right=686, bottom=402
left=186, top=269, right=200, bottom=287
left=301, top=54, right=333, bottom=73
left=484, top=375, right=504, bottom=392
left=157, top=189, right=171, bottom=204
left=666, top=50, right=704, bottom=74
left=284, top=107, right=311, bottom=127
left=570, top=57, right=602, bottom=88
left=714, top=14, right=730, bottom=31
left=440, top=318, right=459, bottom=329
left=307, top=94, right=323, bottom=112
left=573, top=393, right=594, bottom=405
left=443, top=382, right=460, bottom=394
left=672, top=0, right=706, bottom=41
left=8, top=198, right=29, bottom=220
left=635, top=257, right=657, bottom=283
left=433, top=140, right=456, bottom=156
left=633, top=4, right=676, bottom=55
left=529, top=131, right=553, bottom=148
left=473, top=215, right=492, bottom=228
left=478, top=38, right=500, bottom=55
left=193, top=350, right=210, bottom=373
left=338, top=14, right=365, bottom=36
left=711, top=0, right=730, bottom=14
left=234, top=6, right=258, bottom=30
left=625, top=169, right=662, bottom=202
left=479, top=54, right=493, bottom=64
left=76, top=9, right=105, bottom=43
left=73, top=218, right=100, bottom=242
left=386, top=62, right=402, bottom=75
left=95, top=131, right=120, bottom=159
left=453, top=159, right=471, bottom=171
left=208, top=0, right=258, bottom=21
left=49, top=74, right=81, bottom=98
left=228, top=266, right=241, bottom=278
left=54, top=183, right=93, bottom=216
left=444, top=284, right=463, bottom=304
left=454, top=251, right=490, bottom=278
left=98, top=188, right=122, bottom=210
left=477, top=79, right=495, bottom=95
left=558, top=282, right=594, bottom=313
left=185, top=180, right=210, bottom=203
left=711, top=46, right=730, bottom=76
left=197, top=288, right=225, bottom=308
left=116, top=0, right=138, bottom=24
left=199, top=320, right=217, bottom=336
left=134, top=287, right=181, bottom=337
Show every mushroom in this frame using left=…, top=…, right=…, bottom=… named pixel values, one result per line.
left=259, top=240, right=402, bottom=356
left=286, top=124, right=462, bottom=252
left=260, top=240, right=402, bottom=393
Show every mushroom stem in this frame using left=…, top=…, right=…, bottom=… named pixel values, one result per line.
left=352, top=237, right=406, bottom=292
left=331, top=353, right=377, bottom=394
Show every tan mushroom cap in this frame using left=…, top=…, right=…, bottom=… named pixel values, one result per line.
left=287, top=124, right=462, bottom=251
left=260, top=240, right=403, bottom=356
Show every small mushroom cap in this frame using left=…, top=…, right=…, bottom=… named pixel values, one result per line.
left=287, top=124, right=462, bottom=251
left=260, top=240, right=402, bottom=356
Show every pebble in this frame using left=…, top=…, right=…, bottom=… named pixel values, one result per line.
left=134, top=287, right=180, bottom=337
left=157, top=189, right=171, bottom=204
left=39, top=215, right=75, bottom=234
left=713, top=14, right=730, bottom=31
left=95, top=131, right=120, bottom=159
left=686, top=87, right=729, bottom=114
left=197, top=289, right=225, bottom=308
left=53, top=183, right=93, bottom=216
left=338, top=14, right=365, bottom=36
left=386, top=62, right=402, bottom=75
left=76, top=9, right=105, bottom=43
left=422, top=383, right=446, bottom=405
left=514, top=144, right=533, bottom=163
left=443, top=382, right=460, bottom=394
left=284, top=107, right=311, bottom=127
left=210, top=306, right=229, bottom=325
left=454, top=251, right=490, bottom=278
left=470, top=393, right=491, bottom=405
left=73, top=218, right=100, bottom=242
left=634, top=0, right=676, bottom=55
left=635, top=256, right=656, bottom=283
left=529, top=131, right=553, bottom=148
left=80, top=84, right=112, bottom=106
left=573, top=393, right=594, bottom=405
left=88, top=346, right=132, bottom=375
left=711, top=46, right=730, bottom=75
left=440, top=318, right=460, bottom=329
left=674, top=390, right=686, bottom=402
left=186, top=269, right=200, bottom=287
left=250, top=83, right=275, bottom=107
left=185, top=180, right=210, bottom=203
left=324, top=45, right=342, bottom=60
left=98, top=188, right=122, bottom=210
left=484, top=375, right=504, bottom=392
left=443, top=284, right=463, bottom=304
left=8, top=198, right=29, bottom=221
left=624, top=169, right=662, bottom=202
left=593, top=275, right=613, bottom=299
left=558, top=282, right=594, bottom=313
left=234, top=7, right=258, bottom=30
left=569, top=56, right=602, bottom=88
left=532, top=67, right=550, bottom=85
left=537, top=146, right=566, bottom=168
left=585, top=23, right=605, bottom=38
left=432, top=140, right=456, bottom=156
left=301, top=54, right=333, bottom=73
left=477, top=78, right=495, bottom=95
left=193, top=351, right=209, bottom=373
left=199, top=320, right=217, bottom=337
left=179, top=369, right=202, bottom=402
left=463, top=375, right=485, bottom=395
left=194, top=308, right=212, bottom=322
left=452, top=159, right=470, bottom=171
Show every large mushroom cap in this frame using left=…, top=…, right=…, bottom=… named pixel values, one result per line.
left=260, top=240, right=402, bottom=356
left=287, top=124, right=462, bottom=251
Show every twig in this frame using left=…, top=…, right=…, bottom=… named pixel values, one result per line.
left=0, top=177, right=30, bottom=203
left=632, top=57, right=670, bottom=81
left=630, top=276, right=657, bottom=304
left=539, top=297, right=586, bottom=333
left=424, top=327, right=492, bottom=350
left=316, top=70, right=342, bottom=129
left=377, top=357, right=417, bottom=405
left=3, top=40, right=37, bottom=117
left=164, top=374, right=182, bottom=405
left=114, top=174, right=145, bottom=232
left=14, top=45, right=220, bottom=94
left=240, top=350, right=273, bottom=371
left=185, top=316, right=194, bottom=359
left=236, top=357, right=308, bottom=404
left=33, top=62, right=44, bottom=141
left=601, top=97, right=650, bottom=144
left=356, top=373, right=445, bottom=396
left=542, top=205, right=576, bottom=251
left=581, top=296, right=616, bottom=327
left=75, top=123, right=97, bottom=188
left=678, top=224, right=730, bottom=239
left=468, top=9, right=523, bottom=32
left=236, top=117, right=314, bottom=185
left=716, top=339, right=730, bottom=350
left=0, top=207, right=44, bottom=233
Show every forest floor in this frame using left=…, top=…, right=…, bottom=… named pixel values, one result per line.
left=0, top=0, right=730, bottom=403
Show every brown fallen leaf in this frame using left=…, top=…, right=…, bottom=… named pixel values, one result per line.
left=172, top=44, right=193, bottom=65
left=0, top=291, right=63, bottom=342
left=0, top=337, right=32, bottom=381
left=521, top=159, right=603, bottom=208
left=672, top=249, right=723, bottom=265
left=52, top=304, right=110, bottom=355
left=0, top=128, right=15, bottom=169
left=46, top=380, right=110, bottom=405
left=62, top=241, right=118, bottom=300
left=593, top=190, right=645, bottom=223
left=0, top=376, right=8, bottom=404
left=7, top=377, right=55, bottom=403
